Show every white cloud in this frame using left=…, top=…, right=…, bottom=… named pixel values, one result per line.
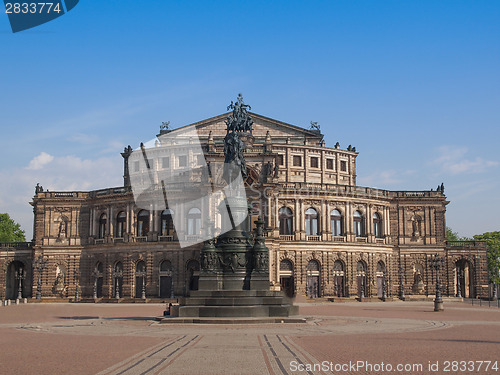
left=432, top=145, right=499, bottom=175
left=26, top=152, right=54, bottom=170
left=0, top=153, right=122, bottom=240
left=358, top=169, right=403, bottom=188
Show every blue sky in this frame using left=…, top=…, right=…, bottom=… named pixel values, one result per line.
left=0, top=0, right=499, bottom=239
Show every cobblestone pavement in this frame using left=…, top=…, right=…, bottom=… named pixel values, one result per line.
left=0, top=301, right=499, bottom=374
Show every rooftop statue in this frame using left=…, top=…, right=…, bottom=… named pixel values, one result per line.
left=225, top=93, right=253, bottom=133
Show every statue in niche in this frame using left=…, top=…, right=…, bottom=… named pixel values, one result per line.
left=410, top=213, right=422, bottom=238
left=412, top=264, right=425, bottom=294
left=53, top=266, right=67, bottom=296
left=57, top=218, right=68, bottom=239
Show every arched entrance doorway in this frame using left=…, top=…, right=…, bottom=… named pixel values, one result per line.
left=456, top=259, right=473, bottom=298
left=159, top=260, right=174, bottom=298
left=135, top=260, right=146, bottom=298
left=6, top=261, right=26, bottom=300
left=186, top=260, right=200, bottom=294
left=376, top=261, right=386, bottom=298
left=357, top=261, right=367, bottom=298
left=333, top=260, right=345, bottom=297
left=279, top=259, right=295, bottom=298
left=306, top=260, right=320, bottom=298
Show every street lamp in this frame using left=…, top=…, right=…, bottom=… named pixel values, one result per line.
left=74, top=270, right=80, bottom=302
left=399, top=266, right=406, bottom=301
left=382, top=276, right=387, bottom=301
left=457, top=269, right=463, bottom=298
left=15, top=268, right=25, bottom=300
left=33, top=255, right=48, bottom=300
left=92, top=266, right=101, bottom=299
left=430, top=253, right=444, bottom=311
left=360, top=273, right=365, bottom=299
left=136, top=269, right=147, bottom=300
left=114, top=270, right=122, bottom=300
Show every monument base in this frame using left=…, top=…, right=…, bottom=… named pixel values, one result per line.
left=175, top=290, right=298, bottom=318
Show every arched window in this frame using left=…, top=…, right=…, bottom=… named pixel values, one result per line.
left=98, top=213, right=107, bottom=239
left=160, top=209, right=175, bottom=236
left=305, top=208, right=319, bottom=236
left=160, top=260, right=172, bottom=272
left=279, top=207, right=293, bottom=235
left=330, top=209, right=343, bottom=236
left=187, top=208, right=201, bottom=235
left=333, top=260, right=344, bottom=273
left=377, top=261, right=386, bottom=274
left=137, top=210, right=149, bottom=237
left=115, top=211, right=126, bottom=238
left=373, top=213, right=383, bottom=238
left=356, top=260, right=366, bottom=274
left=353, top=210, right=364, bottom=237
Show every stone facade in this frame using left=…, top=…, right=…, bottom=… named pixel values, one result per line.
left=0, top=112, right=489, bottom=301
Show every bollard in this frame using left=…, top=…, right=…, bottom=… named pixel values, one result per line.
left=15, top=299, right=20, bottom=305
left=23, top=298, right=27, bottom=304
left=7, top=300, right=11, bottom=306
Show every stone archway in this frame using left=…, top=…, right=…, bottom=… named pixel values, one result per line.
left=333, top=260, right=345, bottom=297
left=306, top=260, right=321, bottom=298
left=159, top=260, right=174, bottom=298
left=279, top=259, right=295, bottom=298
left=456, top=259, right=473, bottom=298
left=6, top=261, right=26, bottom=300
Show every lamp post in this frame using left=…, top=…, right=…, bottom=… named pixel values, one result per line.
left=74, top=270, right=80, bottom=302
left=33, top=255, right=48, bottom=300
left=136, top=269, right=147, bottom=300
left=361, top=275, right=365, bottom=299
left=114, top=270, right=122, bottom=299
left=92, top=266, right=101, bottom=299
left=457, top=269, right=463, bottom=298
left=15, top=268, right=25, bottom=300
left=382, top=276, right=387, bottom=301
left=431, top=253, right=444, bottom=311
left=399, top=266, right=406, bottom=301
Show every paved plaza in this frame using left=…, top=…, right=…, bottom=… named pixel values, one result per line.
left=0, top=300, right=499, bottom=375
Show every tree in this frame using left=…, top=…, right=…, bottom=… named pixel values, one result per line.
left=446, top=226, right=472, bottom=241
left=473, top=231, right=500, bottom=285
left=446, top=226, right=460, bottom=241
left=0, top=213, right=26, bottom=243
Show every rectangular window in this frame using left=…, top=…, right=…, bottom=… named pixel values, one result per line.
left=293, top=155, right=302, bottom=167
left=277, top=154, right=284, bottom=166
left=340, top=160, right=347, bottom=172
left=178, top=155, right=187, bottom=168
left=310, top=157, right=319, bottom=168
left=133, top=161, right=139, bottom=172
left=162, top=157, right=170, bottom=169
left=326, top=159, right=334, bottom=170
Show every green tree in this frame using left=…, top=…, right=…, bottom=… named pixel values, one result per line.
left=0, top=213, right=26, bottom=243
left=473, top=231, right=500, bottom=285
left=446, top=226, right=460, bottom=241
left=446, top=226, right=473, bottom=241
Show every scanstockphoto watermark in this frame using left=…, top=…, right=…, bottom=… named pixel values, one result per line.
left=129, top=125, right=248, bottom=248
left=2, top=0, right=79, bottom=33
left=290, top=360, right=499, bottom=373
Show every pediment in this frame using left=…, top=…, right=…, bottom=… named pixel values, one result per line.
left=164, top=112, right=323, bottom=141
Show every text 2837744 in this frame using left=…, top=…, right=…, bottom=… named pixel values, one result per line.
left=5, top=3, right=62, bottom=14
